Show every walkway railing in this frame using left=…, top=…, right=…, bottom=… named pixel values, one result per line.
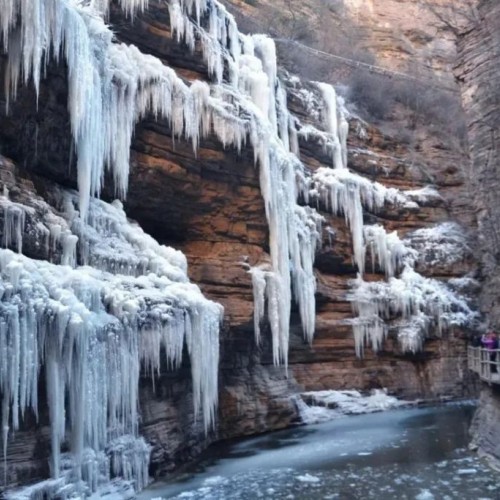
left=468, top=346, right=500, bottom=384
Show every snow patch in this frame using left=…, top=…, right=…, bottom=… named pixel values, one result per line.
left=297, top=389, right=408, bottom=424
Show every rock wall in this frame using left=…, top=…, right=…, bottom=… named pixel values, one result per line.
left=470, top=385, right=500, bottom=466
left=455, top=0, right=500, bottom=465
left=455, top=0, right=500, bottom=325
left=0, top=0, right=478, bottom=490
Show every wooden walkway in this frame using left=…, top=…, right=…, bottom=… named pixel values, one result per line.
left=468, top=346, right=500, bottom=384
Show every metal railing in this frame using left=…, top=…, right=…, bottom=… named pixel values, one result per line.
left=468, top=346, right=500, bottom=384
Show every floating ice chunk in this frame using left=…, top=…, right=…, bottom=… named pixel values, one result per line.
left=457, top=469, right=477, bottom=475
left=416, top=489, right=435, bottom=500
left=296, top=474, right=321, bottom=483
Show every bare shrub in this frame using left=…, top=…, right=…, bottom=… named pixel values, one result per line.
left=347, top=70, right=396, bottom=120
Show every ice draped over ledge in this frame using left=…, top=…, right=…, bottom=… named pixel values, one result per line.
left=0, top=186, right=223, bottom=496
left=0, top=0, right=477, bottom=495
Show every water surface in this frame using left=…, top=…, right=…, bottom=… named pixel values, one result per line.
left=139, top=403, right=500, bottom=499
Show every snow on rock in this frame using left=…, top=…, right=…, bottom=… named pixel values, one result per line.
left=297, top=389, right=408, bottom=424
left=293, top=397, right=340, bottom=425
left=404, top=222, right=471, bottom=269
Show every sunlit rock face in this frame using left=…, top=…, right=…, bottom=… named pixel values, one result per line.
left=0, top=0, right=479, bottom=494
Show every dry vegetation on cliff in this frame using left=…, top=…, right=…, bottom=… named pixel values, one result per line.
left=222, top=0, right=468, bottom=148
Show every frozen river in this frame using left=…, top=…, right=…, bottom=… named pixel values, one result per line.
left=139, top=402, right=499, bottom=499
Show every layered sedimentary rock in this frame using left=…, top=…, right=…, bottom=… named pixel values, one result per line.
left=0, top=0, right=479, bottom=494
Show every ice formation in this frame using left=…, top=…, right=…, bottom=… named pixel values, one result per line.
left=348, top=265, right=475, bottom=356
left=0, top=0, right=477, bottom=493
left=363, top=225, right=417, bottom=278
left=1, top=0, right=334, bottom=368
left=404, top=222, right=470, bottom=268
left=1, top=188, right=27, bottom=254
left=0, top=188, right=222, bottom=496
left=315, top=83, right=349, bottom=170
left=346, top=221, right=474, bottom=356
left=295, top=389, right=409, bottom=425
left=306, top=166, right=419, bottom=274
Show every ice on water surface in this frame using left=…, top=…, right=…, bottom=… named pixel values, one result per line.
left=135, top=405, right=497, bottom=500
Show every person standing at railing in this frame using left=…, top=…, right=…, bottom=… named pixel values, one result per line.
left=481, top=331, right=498, bottom=373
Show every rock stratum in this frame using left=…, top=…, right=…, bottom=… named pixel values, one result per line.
left=0, top=0, right=480, bottom=495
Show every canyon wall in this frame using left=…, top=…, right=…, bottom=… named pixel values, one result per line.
left=455, top=0, right=500, bottom=464
left=0, top=0, right=479, bottom=490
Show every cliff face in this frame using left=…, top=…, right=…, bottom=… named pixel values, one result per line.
left=455, top=0, right=500, bottom=325
left=224, top=0, right=458, bottom=77
left=0, top=0, right=478, bottom=491
left=455, top=0, right=500, bottom=464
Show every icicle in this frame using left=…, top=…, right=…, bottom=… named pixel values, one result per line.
left=253, top=35, right=278, bottom=134
left=315, top=83, right=346, bottom=169
left=309, top=167, right=424, bottom=274
left=0, top=191, right=27, bottom=254
left=363, top=225, right=417, bottom=278
left=61, top=232, right=78, bottom=267
left=249, top=266, right=267, bottom=345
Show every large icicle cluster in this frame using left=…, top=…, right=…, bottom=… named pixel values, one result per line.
left=0, top=187, right=222, bottom=497
left=1, top=0, right=327, bottom=367
left=290, top=81, right=475, bottom=356
left=306, top=167, right=421, bottom=274
left=345, top=220, right=474, bottom=355
left=348, top=265, right=475, bottom=356
left=164, top=0, right=325, bottom=363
